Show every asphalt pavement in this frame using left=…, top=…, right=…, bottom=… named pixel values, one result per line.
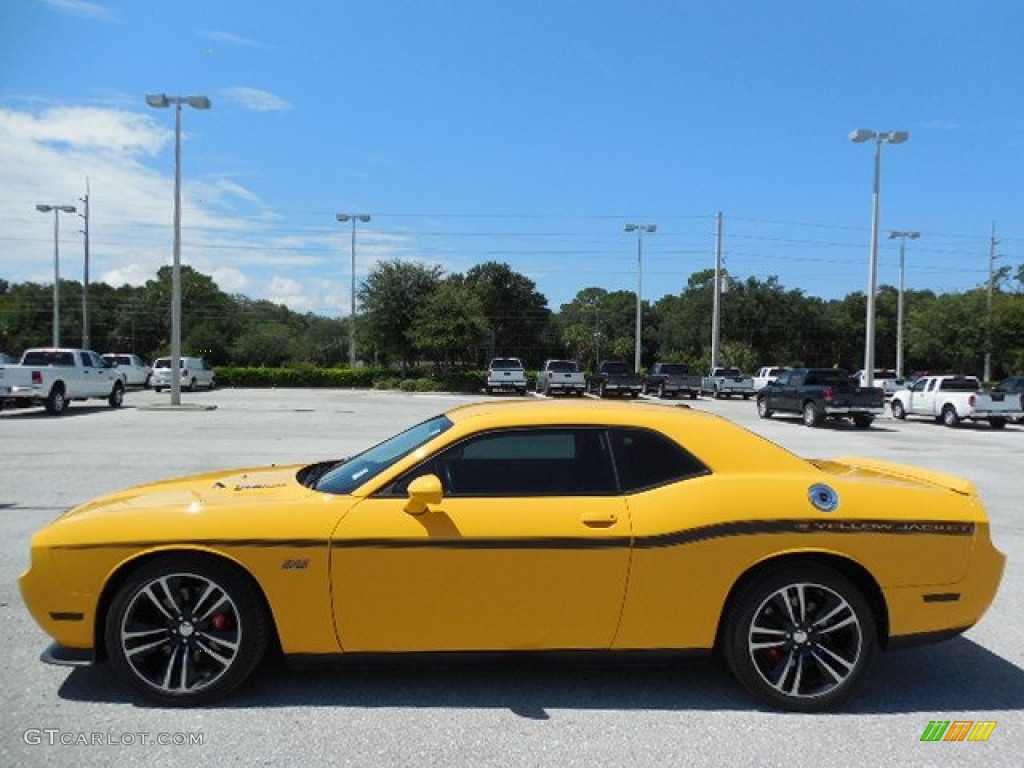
left=1, top=387, right=1021, bottom=767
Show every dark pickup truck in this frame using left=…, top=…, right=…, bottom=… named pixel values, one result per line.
left=588, top=360, right=643, bottom=398
left=643, top=362, right=702, bottom=399
left=756, top=367, right=885, bottom=428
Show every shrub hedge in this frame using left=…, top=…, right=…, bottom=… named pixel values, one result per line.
left=214, top=366, right=510, bottom=393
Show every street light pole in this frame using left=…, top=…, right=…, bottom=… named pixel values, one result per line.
left=146, top=93, right=211, bottom=405
left=36, top=203, right=77, bottom=347
left=624, top=223, right=656, bottom=372
left=336, top=213, right=371, bottom=368
left=849, top=129, right=909, bottom=388
left=888, top=231, right=919, bottom=380
left=80, top=178, right=91, bottom=350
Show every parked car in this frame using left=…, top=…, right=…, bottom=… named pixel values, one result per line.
left=0, top=347, right=124, bottom=414
left=589, top=360, right=642, bottom=398
left=102, top=353, right=152, bottom=388
left=853, top=369, right=904, bottom=399
left=643, top=362, right=702, bottom=399
left=756, top=367, right=885, bottom=428
left=536, top=359, right=586, bottom=396
left=150, top=356, right=216, bottom=392
left=752, top=366, right=789, bottom=392
left=701, top=367, right=755, bottom=399
left=889, top=375, right=1023, bottom=429
left=20, top=399, right=1004, bottom=711
left=994, top=375, right=1024, bottom=422
left=485, top=357, right=527, bottom=395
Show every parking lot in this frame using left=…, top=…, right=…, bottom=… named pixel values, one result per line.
left=1, top=387, right=1022, bottom=767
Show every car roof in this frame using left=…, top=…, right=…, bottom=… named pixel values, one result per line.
left=442, top=399, right=809, bottom=474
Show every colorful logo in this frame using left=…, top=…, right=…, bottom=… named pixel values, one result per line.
left=920, top=720, right=997, bottom=742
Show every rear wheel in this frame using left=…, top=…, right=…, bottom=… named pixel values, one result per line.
left=802, top=401, right=822, bottom=428
left=852, top=414, right=874, bottom=429
left=105, top=555, right=269, bottom=706
left=723, top=565, right=875, bottom=712
left=989, top=417, right=1007, bottom=430
left=657, top=382, right=666, bottom=398
left=942, top=405, right=961, bottom=428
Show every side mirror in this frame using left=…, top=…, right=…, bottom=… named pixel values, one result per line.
left=404, top=474, right=443, bottom=516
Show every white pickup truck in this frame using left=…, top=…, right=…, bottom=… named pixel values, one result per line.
left=889, top=374, right=1023, bottom=429
left=752, top=366, right=789, bottom=392
left=0, top=347, right=125, bottom=415
left=701, top=367, right=755, bottom=399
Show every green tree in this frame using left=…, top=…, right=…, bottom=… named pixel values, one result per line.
left=410, top=277, right=489, bottom=367
left=358, top=260, right=442, bottom=368
left=464, top=262, right=551, bottom=365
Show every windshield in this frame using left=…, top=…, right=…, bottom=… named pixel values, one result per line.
left=490, top=358, right=523, bottom=370
left=660, top=364, right=689, bottom=374
left=314, top=414, right=453, bottom=495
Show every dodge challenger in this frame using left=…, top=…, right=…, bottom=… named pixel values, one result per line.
left=19, top=399, right=1005, bottom=711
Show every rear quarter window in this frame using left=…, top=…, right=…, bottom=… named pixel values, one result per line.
left=610, top=428, right=709, bottom=492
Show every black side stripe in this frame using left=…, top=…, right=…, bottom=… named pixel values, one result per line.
left=49, top=518, right=975, bottom=553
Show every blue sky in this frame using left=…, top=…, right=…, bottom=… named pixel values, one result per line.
left=2, top=0, right=1021, bottom=316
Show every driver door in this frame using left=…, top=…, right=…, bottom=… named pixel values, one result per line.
left=330, top=427, right=631, bottom=652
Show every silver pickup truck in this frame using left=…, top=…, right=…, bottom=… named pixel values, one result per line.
left=485, top=357, right=528, bottom=396
left=701, top=367, right=755, bottom=399
left=536, top=359, right=586, bottom=396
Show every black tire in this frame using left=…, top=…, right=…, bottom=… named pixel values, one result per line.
left=630, top=390, right=640, bottom=399
left=713, top=387, right=722, bottom=400
left=722, top=565, right=875, bottom=712
left=657, top=382, right=666, bottom=398
left=598, top=382, right=606, bottom=399
left=942, top=405, right=961, bottom=428
left=890, top=399, right=906, bottom=420
left=756, top=397, right=773, bottom=419
left=45, top=385, right=68, bottom=415
left=105, top=554, right=269, bottom=706
left=187, top=377, right=198, bottom=392
left=802, top=401, right=822, bottom=428
left=852, top=414, right=874, bottom=429
left=108, top=382, right=124, bottom=408
left=989, top=417, right=1007, bottom=430
left=154, top=387, right=163, bottom=393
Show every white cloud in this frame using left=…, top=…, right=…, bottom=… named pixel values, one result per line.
left=200, top=30, right=273, bottom=49
left=224, top=87, right=293, bottom=112
left=0, top=104, right=412, bottom=318
left=41, top=0, right=118, bottom=22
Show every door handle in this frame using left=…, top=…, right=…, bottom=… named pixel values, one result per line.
left=581, top=512, right=617, bottom=526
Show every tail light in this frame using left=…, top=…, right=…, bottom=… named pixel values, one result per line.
left=823, top=387, right=834, bottom=400
left=968, top=394, right=976, bottom=407
left=32, top=371, right=42, bottom=384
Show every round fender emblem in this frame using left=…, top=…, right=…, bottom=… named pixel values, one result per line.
left=808, top=484, right=839, bottom=512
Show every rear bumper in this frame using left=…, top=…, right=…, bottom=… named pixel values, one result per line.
left=824, top=405, right=885, bottom=416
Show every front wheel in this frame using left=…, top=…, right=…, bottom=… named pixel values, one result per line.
left=723, top=565, right=875, bottom=712
left=45, top=386, right=68, bottom=415
left=756, top=397, right=773, bottom=419
left=105, top=555, right=269, bottom=706
left=108, top=382, right=124, bottom=408
left=890, top=399, right=906, bottom=420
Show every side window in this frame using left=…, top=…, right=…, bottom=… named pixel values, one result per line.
left=79, top=352, right=94, bottom=368
left=610, top=428, right=708, bottom=493
left=383, top=428, right=617, bottom=497
left=926, top=379, right=938, bottom=392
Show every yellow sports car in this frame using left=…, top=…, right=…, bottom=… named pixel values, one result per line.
left=20, top=400, right=1004, bottom=711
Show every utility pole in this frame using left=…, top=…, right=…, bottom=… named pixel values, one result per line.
left=711, top=212, right=723, bottom=369
left=984, top=222, right=999, bottom=383
left=80, top=178, right=91, bottom=350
